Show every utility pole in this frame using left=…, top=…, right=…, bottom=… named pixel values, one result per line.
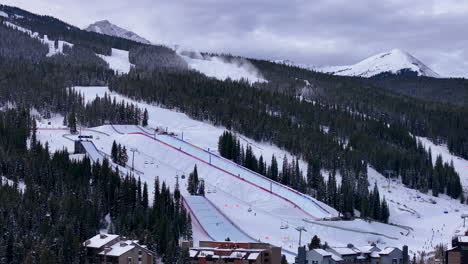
left=295, top=226, right=307, bottom=246
left=130, top=148, right=137, bottom=171
left=462, top=214, right=468, bottom=227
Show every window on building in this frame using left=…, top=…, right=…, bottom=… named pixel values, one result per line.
left=392, top=259, right=397, bottom=264
left=128, top=257, right=133, bottom=264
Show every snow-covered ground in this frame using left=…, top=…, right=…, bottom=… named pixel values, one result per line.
left=36, top=121, right=409, bottom=261
left=33, top=86, right=468, bottom=261
left=368, top=166, right=468, bottom=254
left=97, top=48, right=134, bottom=74
left=179, top=53, right=266, bottom=84
left=74, top=86, right=307, bottom=172
left=417, top=137, right=468, bottom=192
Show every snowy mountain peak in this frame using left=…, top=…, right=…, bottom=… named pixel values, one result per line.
left=85, top=20, right=151, bottom=44
left=317, top=49, right=440, bottom=78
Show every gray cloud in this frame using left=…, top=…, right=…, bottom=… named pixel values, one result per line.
left=4, top=0, right=468, bottom=77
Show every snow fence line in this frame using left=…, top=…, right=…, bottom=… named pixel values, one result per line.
left=127, top=131, right=323, bottom=221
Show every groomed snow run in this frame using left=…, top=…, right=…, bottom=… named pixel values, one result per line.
left=97, top=48, right=133, bottom=74
left=416, top=136, right=468, bottom=191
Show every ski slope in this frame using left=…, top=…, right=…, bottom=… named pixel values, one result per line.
left=35, top=121, right=410, bottom=261
left=74, top=86, right=310, bottom=173
left=105, top=123, right=333, bottom=219
left=80, top=141, right=103, bottom=163
left=184, top=195, right=254, bottom=242
left=34, top=86, right=468, bottom=261
left=97, top=48, right=134, bottom=74
left=417, top=136, right=468, bottom=191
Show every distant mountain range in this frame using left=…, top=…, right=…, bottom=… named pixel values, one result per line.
left=314, top=49, right=440, bottom=78
left=278, top=49, right=440, bottom=78
left=85, top=20, right=151, bottom=44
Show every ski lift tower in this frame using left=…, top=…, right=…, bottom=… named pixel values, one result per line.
left=130, top=147, right=138, bottom=171
left=462, top=213, right=468, bottom=227
left=295, top=226, right=307, bottom=246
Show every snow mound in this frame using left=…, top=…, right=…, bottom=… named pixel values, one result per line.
left=97, top=48, right=134, bottom=74
left=316, top=49, right=440, bottom=78
left=85, top=20, right=151, bottom=44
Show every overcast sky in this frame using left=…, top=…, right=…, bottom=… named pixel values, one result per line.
left=4, top=0, right=468, bottom=77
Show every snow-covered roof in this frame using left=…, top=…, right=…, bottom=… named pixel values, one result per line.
left=357, top=245, right=380, bottom=254
left=458, top=236, right=468, bottom=243
left=189, top=250, right=199, bottom=258
left=229, top=251, right=246, bottom=258
left=198, top=250, right=214, bottom=257
left=370, top=251, right=381, bottom=258
left=84, top=234, right=119, bottom=248
left=313, top=249, right=332, bottom=256
left=0, top=11, right=8, bottom=18
left=332, top=247, right=359, bottom=255
left=247, top=252, right=260, bottom=260
left=330, top=253, right=344, bottom=262
left=99, top=240, right=136, bottom=257
left=379, top=247, right=398, bottom=255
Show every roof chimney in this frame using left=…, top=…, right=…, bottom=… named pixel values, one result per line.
left=100, top=234, right=108, bottom=239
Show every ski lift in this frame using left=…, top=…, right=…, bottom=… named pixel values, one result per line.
left=280, top=221, right=289, bottom=230
left=248, top=208, right=252, bottom=213
left=150, top=161, right=154, bottom=164
left=144, top=161, right=149, bottom=164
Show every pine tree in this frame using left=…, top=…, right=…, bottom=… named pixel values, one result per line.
left=281, top=155, right=289, bottom=185
left=270, top=155, right=279, bottom=181
left=308, top=235, right=321, bottom=250
left=68, top=111, right=77, bottom=133
left=111, top=141, right=118, bottom=163
left=381, top=197, right=390, bottom=223
left=142, top=108, right=149, bottom=126
left=120, top=146, right=128, bottom=166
